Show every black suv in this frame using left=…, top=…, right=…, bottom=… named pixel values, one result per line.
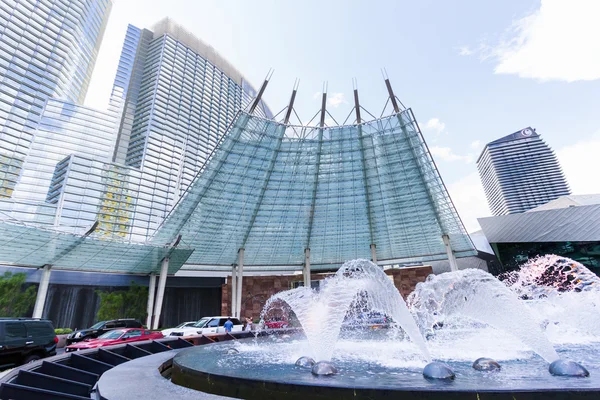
left=0, top=318, right=57, bottom=370
left=66, top=319, right=143, bottom=345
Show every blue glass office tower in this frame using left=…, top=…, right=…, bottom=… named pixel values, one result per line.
left=0, top=0, right=112, bottom=202
left=477, top=127, right=571, bottom=216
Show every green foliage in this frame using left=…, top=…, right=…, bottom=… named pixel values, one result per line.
left=96, top=282, right=148, bottom=323
left=55, top=328, right=73, bottom=335
left=0, top=272, right=37, bottom=317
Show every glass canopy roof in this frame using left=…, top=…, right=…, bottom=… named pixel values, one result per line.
left=154, top=109, right=475, bottom=270
left=0, top=220, right=192, bottom=274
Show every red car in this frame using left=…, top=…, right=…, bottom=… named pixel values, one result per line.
left=264, top=317, right=289, bottom=329
left=65, top=328, right=163, bottom=352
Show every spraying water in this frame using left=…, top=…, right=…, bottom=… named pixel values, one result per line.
left=408, top=268, right=560, bottom=363
left=502, top=254, right=600, bottom=299
left=501, top=255, right=600, bottom=342
left=261, top=259, right=431, bottom=362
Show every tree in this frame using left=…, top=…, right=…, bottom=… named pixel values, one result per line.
left=0, top=272, right=37, bottom=317
left=96, top=283, right=148, bottom=322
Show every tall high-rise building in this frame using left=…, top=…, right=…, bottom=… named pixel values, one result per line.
left=0, top=0, right=112, bottom=203
left=477, top=127, right=570, bottom=216
left=11, top=18, right=270, bottom=241
left=111, top=19, right=271, bottom=240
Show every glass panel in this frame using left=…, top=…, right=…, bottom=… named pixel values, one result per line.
left=153, top=111, right=475, bottom=268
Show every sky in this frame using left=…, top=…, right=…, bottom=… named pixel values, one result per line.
left=85, top=0, right=600, bottom=233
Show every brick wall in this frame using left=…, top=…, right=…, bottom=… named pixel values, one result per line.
left=221, top=265, right=433, bottom=318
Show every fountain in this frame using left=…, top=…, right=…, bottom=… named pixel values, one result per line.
left=170, top=257, right=600, bottom=399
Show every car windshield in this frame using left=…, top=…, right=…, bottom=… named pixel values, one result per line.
left=175, top=322, right=193, bottom=329
left=90, top=321, right=105, bottom=329
left=98, top=330, right=125, bottom=339
left=193, top=318, right=210, bottom=328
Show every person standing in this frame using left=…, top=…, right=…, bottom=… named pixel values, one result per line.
left=224, top=318, right=234, bottom=333
left=244, top=317, right=253, bottom=331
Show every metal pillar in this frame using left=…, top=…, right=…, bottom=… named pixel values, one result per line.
left=32, top=265, right=51, bottom=318
left=145, top=273, right=156, bottom=328
left=303, top=248, right=311, bottom=288
left=31, top=220, right=99, bottom=319
left=370, top=244, right=377, bottom=265
left=231, top=265, right=237, bottom=317
left=304, top=91, right=326, bottom=257
left=442, top=234, right=459, bottom=272
left=235, top=249, right=244, bottom=319
left=283, top=84, right=298, bottom=124
left=152, top=258, right=169, bottom=329
left=248, top=71, right=272, bottom=114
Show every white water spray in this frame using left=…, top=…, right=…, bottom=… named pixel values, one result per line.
left=262, top=259, right=431, bottom=362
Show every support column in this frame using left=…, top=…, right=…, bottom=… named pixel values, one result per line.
left=370, top=244, right=377, bottom=265
left=231, top=265, right=237, bottom=317
left=442, top=234, right=459, bottom=272
left=32, top=265, right=51, bottom=318
left=303, top=248, right=311, bottom=288
left=235, top=249, right=244, bottom=319
left=145, top=273, right=156, bottom=328
left=152, top=258, right=169, bottom=329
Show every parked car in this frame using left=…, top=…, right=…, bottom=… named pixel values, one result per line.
left=66, top=318, right=143, bottom=345
left=342, top=312, right=390, bottom=330
left=163, top=316, right=242, bottom=336
left=0, top=318, right=58, bottom=369
left=264, top=316, right=289, bottom=329
left=65, top=328, right=163, bottom=352
left=174, top=321, right=198, bottom=329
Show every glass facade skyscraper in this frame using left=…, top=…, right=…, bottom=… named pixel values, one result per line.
left=477, top=127, right=571, bottom=216
left=111, top=19, right=271, bottom=241
left=0, top=0, right=112, bottom=207
left=2, top=17, right=271, bottom=242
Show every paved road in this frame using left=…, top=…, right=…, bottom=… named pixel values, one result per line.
left=0, top=347, right=66, bottom=379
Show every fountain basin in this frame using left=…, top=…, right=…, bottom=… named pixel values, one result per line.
left=170, top=337, right=600, bottom=399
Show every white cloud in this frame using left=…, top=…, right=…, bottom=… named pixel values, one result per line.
left=556, top=130, right=600, bottom=194
left=492, top=0, right=600, bottom=82
left=313, top=92, right=346, bottom=108
left=324, top=117, right=335, bottom=126
left=327, top=92, right=345, bottom=108
left=446, top=172, right=491, bottom=233
left=422, top=118, right=446, bottom=135
left=470, top=140, right=481, bottom=150
left=443, top=129, right=600, bottom=233
left=458, top=46, right=473, bottom=56
left=430, top=146, right=473, bottom=163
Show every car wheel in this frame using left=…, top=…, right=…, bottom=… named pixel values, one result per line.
left=24, top=354, right=41, bottom=364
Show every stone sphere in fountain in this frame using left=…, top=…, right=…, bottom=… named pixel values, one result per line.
left=295, top=356, right=316, bottom=369
left=473, top=358, right=501, bottom=371
left=423, top=362, right=455, bottom=380
left=312, top=361, right=338, bottom=376
left=549, top=360, right=590, bottom=377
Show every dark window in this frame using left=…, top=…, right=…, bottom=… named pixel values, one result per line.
left=207, top=319, right=219, bottom=328
left=123, top=330, right=142, bottom=338
left=25, top=322, right=53, bottom=337
left=126, top=320, right=142, bottom=328
left=114, top=322, right=127, bottom=328
left=5, top=323, right=27, bottom=339
left=105, top=323, right=116, bottom=329
left=231, top=319, right=241, bottom=325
